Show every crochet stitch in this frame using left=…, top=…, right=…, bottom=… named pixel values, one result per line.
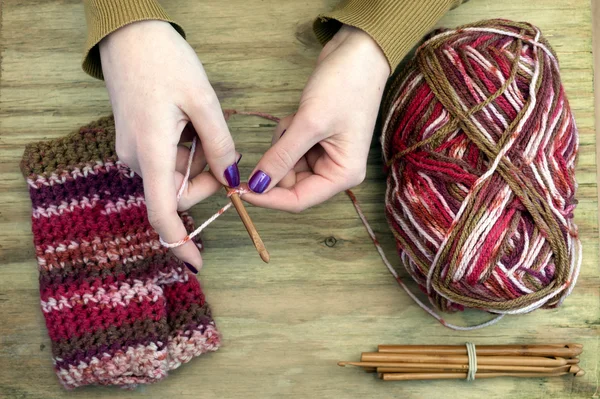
left=20, top=116, right=220, bottom=389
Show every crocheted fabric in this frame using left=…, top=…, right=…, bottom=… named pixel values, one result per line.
left=20, top=116, right=220, bottom=389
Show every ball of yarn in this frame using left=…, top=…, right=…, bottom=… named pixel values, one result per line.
left=380, top=19, right=581, bottom=316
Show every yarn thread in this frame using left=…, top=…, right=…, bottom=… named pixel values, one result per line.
left=166, top=111, right=501, bottom=330
left=380, top=19, right=581, bottom=322
left=160, top=111, right=281, bottom=249
left=160, top=184, right=250, bottom=249
left=346, top=190, right=503, bottom=329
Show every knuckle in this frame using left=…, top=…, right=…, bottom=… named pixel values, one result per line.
left=296, top=104, right=329, bottom=136
left=271, top=146, right=295, bottom=172
left=207, top=133, right=235, bottom=161
left=283, top=203, right=306, bottom=214
left=289, top=203, right=307, bottom=214
left=190, top=89, right=219, bottom=111
left=288, top=189, right=308, bottom=214
left=146, top=208, right=177, bottom=236
left=301, top=113, right=325, bottom=137
left=146, top=209, right=164, bottom=230
left=115, top=144, right=134, bottom=166
left=344, top=166, right=367, bottom=187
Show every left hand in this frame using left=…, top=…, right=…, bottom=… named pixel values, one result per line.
left=242, top=25, right=390, bottom=212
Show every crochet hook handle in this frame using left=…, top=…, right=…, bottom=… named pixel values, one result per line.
left=227, top=186, right=270, bottom=263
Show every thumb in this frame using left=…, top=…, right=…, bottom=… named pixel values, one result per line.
left=139, top=137, right=204, bottom=272
left=248, top=113, right=320, bottom=193
left=186, top=93, right=240, bottom=188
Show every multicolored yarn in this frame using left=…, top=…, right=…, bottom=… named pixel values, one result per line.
left=379, top=19, right=581, bottom=326
left=20, top=116, right=220, bottom=389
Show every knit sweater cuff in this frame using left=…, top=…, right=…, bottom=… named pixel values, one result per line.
left=313, top=0, right=464, bottom=73
left=82, top=0, right=185, bottom=80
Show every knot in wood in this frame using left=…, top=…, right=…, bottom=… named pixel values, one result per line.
left=324, top=236, right=337, bottom=247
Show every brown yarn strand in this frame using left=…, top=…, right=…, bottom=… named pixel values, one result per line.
left=416, top=26, right=569, bottom=310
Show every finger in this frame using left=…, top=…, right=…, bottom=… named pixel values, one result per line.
left=248, top=111, right=321, bottom=193
left=176, top=144, right=206, bottom=177
left=269, top=116, right=297, bottom=189
left=275, top=123, right=313, bottom=189
left=278, top=170, right=297, bottom=189
left=242, top=173, right=345, bottom=213
left=174, top=151, right=242, bottom=211
left=174, top=170, right=223, bottom=211
left=185, top=90, right=239, bottom=188
left=278, top=155, right=312, bottom=189
left=270, top=115, right=294, bottom=146
left=139, top=137, right=204, bottom=272
left=278, top=145, right=323, bottom=189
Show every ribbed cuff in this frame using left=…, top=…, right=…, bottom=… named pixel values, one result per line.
left=82, top=0, right=185, bottom=80
left=313, top=0, right=463, bottom=73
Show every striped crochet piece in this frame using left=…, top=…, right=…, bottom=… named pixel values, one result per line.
left=380, top=19, right=581, bottom=319
left=20, top=116, right=220, bottom=389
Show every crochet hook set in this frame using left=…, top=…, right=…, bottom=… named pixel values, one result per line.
left=338, top=343, right=585, bottom=382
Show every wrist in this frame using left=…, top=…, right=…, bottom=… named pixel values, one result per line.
left=99, top=20, right=171, bottom=52
left=331, top=25, right=391, bottom=76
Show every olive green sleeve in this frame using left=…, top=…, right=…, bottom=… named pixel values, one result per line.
left=313, top=0, right=467, bottom=72
left=82, top=0, right=185, bottom=79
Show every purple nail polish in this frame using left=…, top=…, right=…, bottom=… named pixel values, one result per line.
left=224, top=162, right=240, bottom=187
left=280, top=129, right=287, bottom=137
left=184, top=262, right=198, bottom=274
left=248, top=170, right=271, bottom=193
left=237, top=153, right=243, bottom=165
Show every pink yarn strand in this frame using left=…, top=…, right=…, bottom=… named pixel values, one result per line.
left=162, top=109, right=280, bottom=248
left=346, top=190, right=504, bottom=330
left=160, top=136, right=249, bottom=249
left=176, top=137, right=197, bottom=202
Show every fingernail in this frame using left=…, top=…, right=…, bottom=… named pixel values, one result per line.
left=248, top=170, right=271, bottom=193
left=280, top=129, right=287, bottom=137
left=237, top=153, right=243, bottom=165
left=184, top=262, right=198, bottom=274
left=224, top=162, right=240, bottom=187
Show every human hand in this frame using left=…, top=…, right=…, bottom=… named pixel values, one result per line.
left=100, top=20, right=240, bottom=271
left=242, top=25, right=390, bottom=212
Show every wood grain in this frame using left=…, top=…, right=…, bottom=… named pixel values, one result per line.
left=0, top=0, right=597, bottom=398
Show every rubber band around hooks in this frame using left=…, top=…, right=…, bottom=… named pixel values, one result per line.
left=466, top=342, right=477, bottom=381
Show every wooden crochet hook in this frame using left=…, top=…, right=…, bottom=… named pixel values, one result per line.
left=225, top=186, right=270, bottom=263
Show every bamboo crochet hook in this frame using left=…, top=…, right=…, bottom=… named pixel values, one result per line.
left=225, top=186, right=270, bottom=263
left=338, top=343, right=585, bottom=383
left=377, top=344, right=583, bottom=358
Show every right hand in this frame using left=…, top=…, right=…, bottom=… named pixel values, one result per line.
left=99, top=20, right=239, bottom=272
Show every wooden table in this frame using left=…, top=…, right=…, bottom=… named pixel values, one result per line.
left=0, top=0, right=597, bottom=397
